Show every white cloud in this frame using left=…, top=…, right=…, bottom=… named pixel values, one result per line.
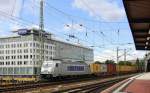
left=0, top=0, right=41, bottom=37
left=94, top=49, right=146, bottom=62
left=94, top=49, right=116, bottom=62
left=28, top=24, right=39, bottom=29
left=0, top=21, right=20, bottom=37
left=0, top=0, right=24, bottom=33
left=127, top=51, right=146, bottom=60
left=0, top=0, right=22, bottom=17
left=23, top=0, right=40, bottom=16
left=72, top=0, right=125, bottom=21
left=10, top=24, right=22, bottom=31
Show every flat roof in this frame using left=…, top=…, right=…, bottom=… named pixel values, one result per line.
left=123, top=0, right=150, bottom=50
left=0, top=32, right=92, bottom=50
left=51, top=38, right=92, bottom=50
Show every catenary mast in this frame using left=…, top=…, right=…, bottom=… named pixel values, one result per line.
left=39, top=0, right=44, bottom=66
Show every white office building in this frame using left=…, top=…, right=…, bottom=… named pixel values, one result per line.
left=0, top=28, right=93, bottom=77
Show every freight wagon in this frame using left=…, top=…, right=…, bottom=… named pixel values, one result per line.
left=90, top=63, right=139, bottom=77
left=89, top=63, right=107, bottom=76
left=106, top=64, right=116, bottom=75
left=100, top=63, right=107, bottom=75
left=116, top=65, right=137, bottom=74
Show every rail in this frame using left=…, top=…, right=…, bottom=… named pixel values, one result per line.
left=0, top=74, right=138, bottom=93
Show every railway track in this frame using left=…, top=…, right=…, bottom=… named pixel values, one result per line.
left=0, top=74, right=137, bottom=93
left=53, top=78, right=126, bottom=93
left=0, top=75, right=109, bottom=93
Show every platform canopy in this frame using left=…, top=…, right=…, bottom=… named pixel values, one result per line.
left=123, top=0, right=150, bottom=50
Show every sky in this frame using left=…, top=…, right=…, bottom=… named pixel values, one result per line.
left=0, top=0, right=146, bottom=62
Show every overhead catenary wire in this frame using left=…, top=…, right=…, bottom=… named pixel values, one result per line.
left=0, top=8, right=94, bottom=49
left=0, top=7, right=133, bottom=49
left=20, top=0, right=25, bottom=18
left=79, top=0, right=116, bottom=43
left=43, top=3, right=103, bottom=45
left=44, top=0, right=128, bottom=23
left=0, top=0, right=135, bottom=61
left=43, top=1, right=131, bottom=47
left=43, top=0, right=136, bottom=61
left=11, top=0, right=17, bottom=16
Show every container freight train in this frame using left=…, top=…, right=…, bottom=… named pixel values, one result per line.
left=40, top=60, right=138, bottom=79
left=90, top=63, right=137, bottom=76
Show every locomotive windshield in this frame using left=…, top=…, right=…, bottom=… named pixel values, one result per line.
left=43, top=62, right=53, bottom=68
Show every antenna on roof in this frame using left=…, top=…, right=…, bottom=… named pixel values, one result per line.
left=40, top=0, right=44, bottom=31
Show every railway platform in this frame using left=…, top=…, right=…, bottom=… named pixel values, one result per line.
left=102, top=72, right=150, bottom=93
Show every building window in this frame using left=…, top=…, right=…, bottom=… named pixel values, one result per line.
left=20, top=55, right=22, bottom=59
left=11, top=44, right=13, bottom=48
left=18, top=61, right=22, bottom=65
left=24, top=61, right=28, bottom=65
left=24, top=55, right=28, bottom=59
left=17, top=55, right=19, bottom=59
left=17, top=50, right=19, bottom=53
left=20, top=67, right=26, bottom=74
left=0, top=62, right=4, bottom=65
left=50, top=57, right=52, bottom=60
left=6, top=61, right=10, bottom=65
left=0, top=56, right=3, bottom=60
left=20, top=49, right=22, bottom=53
left=27, top=67, right=33, bottom=74
left=11, top=61, right=15, bottom=65
left=8, top=44, right=10, bottom=48
left=33, top=49, right=36, bottom=53
left=11, top=50, right=13, bottom=54
left=30, top=61, right=33, bottom=65
left=8, top=50, right=10, bottom=54
left=30, top=55, right=32, bottom=59
left=17, top=44, right=19, bottom=47
left=3, top=68, right=7, bottom=74
left=20, top=44, right=22, bottom=47
left=14, top=56, right=16, bottom=59
left=33, top=43, right=36, bottom=47
left=24, top=49, right=28, bottom=53
left=33, top=55, right=35, bottom=59
left=14, top=44, right=16, bottom=48
left=30, top=43, right=32, bottom=47
left=11, top=56, right=13, bottom=59
left=14, top=67, right=19, bottom=74
left=67, top=66, right=84, bottom=71
left=6, top=56, right=10, bottom=60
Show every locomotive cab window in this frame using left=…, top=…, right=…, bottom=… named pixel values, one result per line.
left=56, top=63, right=58, bottom=67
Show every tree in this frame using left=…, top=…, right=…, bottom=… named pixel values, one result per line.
left=118, top=61, right=132, bottom=66
left=126, top=61, right=132, bottom=66
left=94, top=61, right=102, bottom=64
left=118, top=61, right=125, bottom=65
left=136, top=58, right=140, bottom=71
left=136, top=58, right=145, bottom=72
left=105, top=60, right=115, bottom=64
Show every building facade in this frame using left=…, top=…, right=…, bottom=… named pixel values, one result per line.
left=0, top=29, right=93, bottom=76
left=52, top=39, right=93, bottom=63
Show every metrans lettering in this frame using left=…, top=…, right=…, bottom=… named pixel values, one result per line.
left=18, top=29, right=29, bottom=35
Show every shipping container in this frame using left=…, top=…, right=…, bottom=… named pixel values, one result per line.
left=100, top=63, right=107, bottom=73
left=90, top=63, right=101, bottom=75
left=116, top=65, right=128, bottom=74
left=116, top=65, right=137, bottom=74
left=107, top=64, right=116, bottom=75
